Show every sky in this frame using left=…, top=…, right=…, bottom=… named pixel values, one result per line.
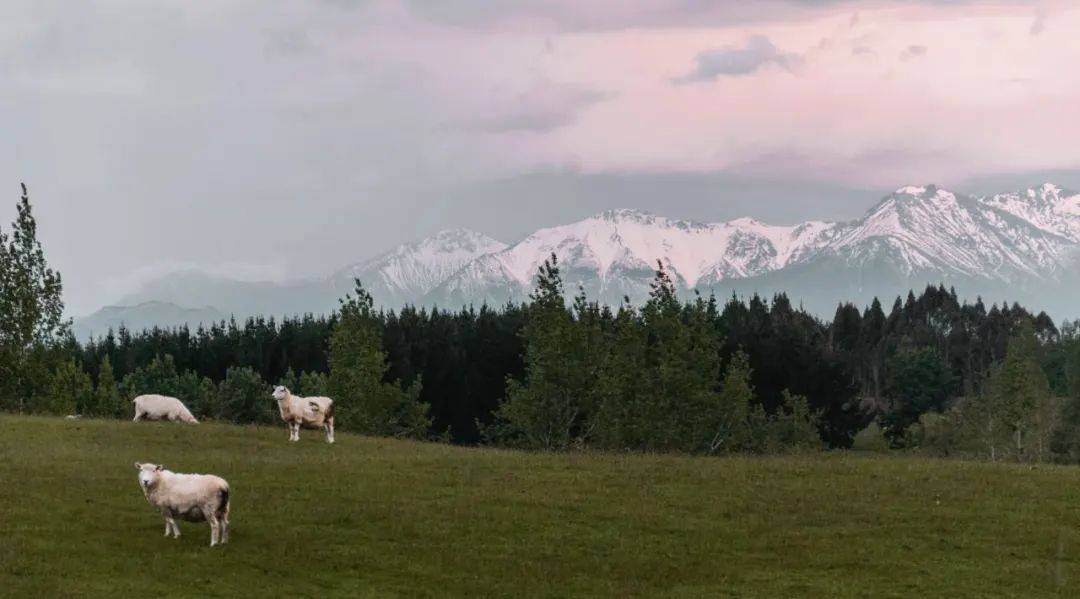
left=2, top=0, right=1079, bottom=315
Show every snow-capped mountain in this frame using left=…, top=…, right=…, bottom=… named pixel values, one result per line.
left=74, top=182, right=1080, bottom=338
left=820, top=185, right=1077, bottom=280
left=427, top=209, right=836, bottom=306
left=329, top=229, right=507, bottom=306
left=428, top=183, right=1080, bottom=311
left=981, top=183, right=1080, bottom=242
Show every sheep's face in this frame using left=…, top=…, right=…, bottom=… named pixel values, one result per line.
left=272, top=386, right=289, bottom=401
left=135, top=462, right=164, bottom=490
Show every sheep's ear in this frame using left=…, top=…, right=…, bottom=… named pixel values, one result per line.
left=155, top=464, right=164, bottom=471
left=134, top=462, right=142, bottom=469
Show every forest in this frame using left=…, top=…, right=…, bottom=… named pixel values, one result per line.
left=3, top=187, right=1080, bottom=458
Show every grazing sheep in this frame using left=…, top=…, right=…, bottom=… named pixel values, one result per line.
left=132, top=394, right=198, bottom=424
left=271, top=385, right=335, bottom=443
left=134, top=462, right=231, bottom=546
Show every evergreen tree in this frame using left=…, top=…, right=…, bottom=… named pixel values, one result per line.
left=177, top=370, right=218, bottom=419
left=881, top=348, right=954, bottom=446
left=710, top=351, right=755, bottom=453
left=93, top=356, right=124, bottom=418
left=119, top=354, right=182, bottom=400
left=0, top=184, right=69, bottom=411
left=968, top=323, right=1054, bottom=461
left=298, top=371, right=329, bottom=397
left=217, top=366, right=271, bottom=424
left=39, top=359, right=93, bottom=415
left=637, top=262, right=723, bottom=453
left=767, top=390, right=822, bottom=452
left=492, top=255, right=595, bottom=449
left=329, top=280, right=428, bottom=438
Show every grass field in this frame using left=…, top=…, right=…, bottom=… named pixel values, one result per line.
left=2, top=415, right=1080, bottom=597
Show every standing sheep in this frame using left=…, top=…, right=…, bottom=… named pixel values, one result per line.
left=271, top=385, right=335, bottom=443
left=134, top=462, right=231, bottom=546
left=132, top=394, right=198, bottom=424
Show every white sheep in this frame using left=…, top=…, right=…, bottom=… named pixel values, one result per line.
left=271, top=385, right=335, bottom=443
left=134, top=462, right=231, bottom=546
left=132, top=394, right=198, bottom=424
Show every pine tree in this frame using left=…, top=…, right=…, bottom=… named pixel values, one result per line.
left=38, top=359, right=93, bottom=416
left=93, top=356, right=124, bottom=418
left=329, top=280, right=428, bottom=438
left=710, top=351, right=754, bottom=453
left=638, top=262, right=723, bottom=453
left=492, top=255, right=595, bottom=449
left=298, top=371, right=329, bottom=397
left=970, top=323, right=1054, bottom=461
left=217, top=366, right=271, bottom=424
left=0, top=184, right=69, bottom=411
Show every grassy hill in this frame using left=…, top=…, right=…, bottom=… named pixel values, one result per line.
left=1, top=415, right=1079, bottom=597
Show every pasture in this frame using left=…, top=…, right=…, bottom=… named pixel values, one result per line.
left=1, top=414, right=1079, bottom=597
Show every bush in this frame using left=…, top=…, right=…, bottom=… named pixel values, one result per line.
left=217, top=366, right=271, bottom=424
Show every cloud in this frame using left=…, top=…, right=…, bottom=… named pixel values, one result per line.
left=900, top=44, right=928, bottom=60
left=1030, top=12, right=1045, bottom=36
left=673, top=36, right=800, bottom=83
left=470, top=84, right=609, bottom=133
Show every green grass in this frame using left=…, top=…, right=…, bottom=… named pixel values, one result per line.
left=1, top=415, right=1079, bottom=597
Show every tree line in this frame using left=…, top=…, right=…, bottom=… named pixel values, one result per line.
left=3, top=185, right=1080, bottom=459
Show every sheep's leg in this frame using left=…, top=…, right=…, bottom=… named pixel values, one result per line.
left=133, top=410, right=143, bottom=422
left=207, top=510, right=220, bottom=546
left=292, top=422, right=300, bottom=442
left=165, top=516, right=180, bottom=538
left=326, top=417, right=335, bottom=444
left=219, top=514, right=229, bottom=544
left=163, top=519, right=171, bottom=537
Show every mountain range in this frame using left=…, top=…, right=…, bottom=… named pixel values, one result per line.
left=72, top=183, right=1080, bottom=339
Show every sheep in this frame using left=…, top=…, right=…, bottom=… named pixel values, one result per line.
left=132, top=394, right=198, bottom=424
left=271, top=385, right=335, bottom=443
left=134, top=462, right=231, bottom=546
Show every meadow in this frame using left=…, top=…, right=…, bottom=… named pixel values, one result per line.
left=1, top=414, right=1079, bottom=597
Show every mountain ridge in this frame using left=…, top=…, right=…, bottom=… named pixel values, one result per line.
left=73, top=182, right=1080, bottom=338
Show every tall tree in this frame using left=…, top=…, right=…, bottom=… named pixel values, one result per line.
left=93, top=355, right=125, bottom=418
left=0, top=184, right=69, bottom=410
left=329, top=281, right=428, bottom=438
left=881, top=347, right=954, bottom=446
left=492, top=255, right=595, bottom=449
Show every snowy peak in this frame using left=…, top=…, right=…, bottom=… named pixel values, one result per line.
left=429, top=209, right=840, bottom=306
left=333, top=229, right=507, bottom=301
left=979, top=183, right=1080, bottom=242
left=823, top=183, right=1078, bottom=280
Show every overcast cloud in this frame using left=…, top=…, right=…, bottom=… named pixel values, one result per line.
left=1, top=0, right=1077, bottom=314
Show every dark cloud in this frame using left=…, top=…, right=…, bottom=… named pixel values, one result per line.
left=674, top=36, right=800, bottom=83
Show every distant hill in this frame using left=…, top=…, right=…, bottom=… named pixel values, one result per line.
left=72, top=301, right=227, bottom=340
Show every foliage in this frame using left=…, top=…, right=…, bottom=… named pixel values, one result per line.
left=35, top=358, right=93, bottom=415
left=92, top=356, right=125, bottom=418
left=329, top=281, right=429, bottom=438
left=0, top=184, right=69, bottom=410
left=119, top=354, right=181, bottom=400
left=490, top=256, right=597, bottom=449
left=881, top=347, right=955, bottom=446
left=216, top=366, right=271, bottom=424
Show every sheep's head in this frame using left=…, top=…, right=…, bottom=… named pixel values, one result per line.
left=135, top=462, right=164, bottom=490
left=272, top=385, right=290, bottom=401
